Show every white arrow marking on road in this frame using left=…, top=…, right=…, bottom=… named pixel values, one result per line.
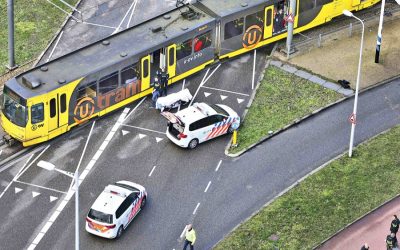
left=122, top=130, right=130, bottom=136
left=156, top=137, right=163, bottom=143
left=237, top=98, right=244, bottom=104
left=32, top=191, right=40, bottom=198
left=15, top=187, right=23, bottom=194
left=204, top=92, right=211, bottom=97
left=138, top=134, right=147, bottom=139
left=220, top=95, right=227, bottom=101
left=50, top=196, right=58, bottom=202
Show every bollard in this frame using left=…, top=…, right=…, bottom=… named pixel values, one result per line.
left=231, top=130, right=238, bottom=148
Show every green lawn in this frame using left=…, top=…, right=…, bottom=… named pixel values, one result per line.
left=230, top=65, right=342, bottom=154
left=0, top=0, right=78, bottom=75
left=217, top=125, right=400, bottom=249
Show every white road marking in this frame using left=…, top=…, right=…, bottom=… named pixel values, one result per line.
left=127, top=0, right=139, bottom=28
left=15, top=187, right=23, bottom=194
left=28, top=104, right=143, bottom=249
left=203, top=63, right=221, bottom=84
left=204, top=92, right=211, bottom=97
left=204, top=181, right=212, bottom=193
left=252, top=49, right=257, bottom=90
left=122, top=97, right=147, bottom=123
left=192, top=202, right=200, bottom=215
left=201, top=86, right=250, bottom=96
left=14, top=180, right=67, bottom=194
left=215, top=160, right=222, bottom=172
left=32, top=191, right=40, bottom=198
left=190, top=68, right=210, bottom=106
left=138, top=133, right=147, bottom=139
left=46, top=31, right=63, bottom=62
left=180, top=225, right=188, bottom=238
left=148, top=166, right=157, bottom=177
left=156, top=137, right=163, bottom=143
left=49, top=196, right=58, bottom=202
left=220, top=95, right=228, bottom=101
left=17, top=145, right=51, bottom=179
left=237, top=98, right=245, bottom=104
left=121, top=124, right=166, bottom=135
left=122, top=130, right=130, bottom=136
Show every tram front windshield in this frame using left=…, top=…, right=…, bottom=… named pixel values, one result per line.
left=2, top=92, right=27, bottom=127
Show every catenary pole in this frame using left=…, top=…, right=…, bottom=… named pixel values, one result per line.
left=286, top=0, right=297, bottom=59
left=375, top=0, right=385, bottom=63
left=7, top=0, right=15, bottom=69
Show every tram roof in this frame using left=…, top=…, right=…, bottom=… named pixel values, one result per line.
left=195, top=0, right=267, bottom=17
left=10, top=5, right=214, bottom=99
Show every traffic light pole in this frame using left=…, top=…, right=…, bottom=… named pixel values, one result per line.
left=7, top=0, right=16, bottom=69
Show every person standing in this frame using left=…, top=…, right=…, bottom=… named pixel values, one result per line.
left=160, top=67, right=169, bottom=97
left=360, top=243, right=369, bottom=250
left=386, top=232, right=398, bottom=250
left=391, top=215, right=400, bottom=235
left=183, top=224, right=196, bottom=250
left=151, top=77, right=160, bottom=107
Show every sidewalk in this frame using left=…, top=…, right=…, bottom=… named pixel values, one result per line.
left=273, top=8, right=400, bottom=250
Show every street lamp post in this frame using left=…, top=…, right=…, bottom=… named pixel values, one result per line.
left=375, top=0, right=400, bottom=63
left=342, top=10, right=364, bottom=158
left=37, top=161, right=79, bottom=250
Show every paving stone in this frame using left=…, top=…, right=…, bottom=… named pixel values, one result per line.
left=281, top=64, right=298, bottom=73
left=309, top=75, right=326, bottom=86
left=270, top=60, right=282, bottom=67
left=337, top=87, right=354, bottom=96
left=294, top=70, right=312, bottom=80
left=323, top=81, right=341, bottom=91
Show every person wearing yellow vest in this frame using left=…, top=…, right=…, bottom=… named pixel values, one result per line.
left=183, top=224, right=196, bottom=250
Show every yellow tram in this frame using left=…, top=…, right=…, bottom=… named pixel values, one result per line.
left=1, top=0, right=379, bottom=146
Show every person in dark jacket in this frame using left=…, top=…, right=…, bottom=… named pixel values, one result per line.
left=386, top=232, right=398, bottom=250
left=159, top=67, right=169, bottom=97
left=151, top=77, right=160, bottom=107
left=391, top=215, right=400, bottom=235
left=360, top=243, right=369, bottom=250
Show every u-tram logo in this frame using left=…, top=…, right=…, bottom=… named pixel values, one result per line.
left=74, top=97, right=95, bottom=124
left=242, top=25, right=263, bottom=49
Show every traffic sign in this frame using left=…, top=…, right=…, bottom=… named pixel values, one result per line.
left=348, top=113, right=356, bottom=124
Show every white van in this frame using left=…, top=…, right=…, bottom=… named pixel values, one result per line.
left=162, top=102, right=240, bottom=149
left=85, top=181, right=147, bottom=239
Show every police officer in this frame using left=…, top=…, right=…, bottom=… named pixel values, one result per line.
left=391, top=215, right=400, bottom=235
left=183, top=224, right=196, bottom=250
left=386, top=232, right=398, bottom=250
left=160, top=67, right=169, bottom=97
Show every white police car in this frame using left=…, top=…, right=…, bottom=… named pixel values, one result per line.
left=85, top=181, right=147, bottom=239
left=162, top=102, right=240, bottom=149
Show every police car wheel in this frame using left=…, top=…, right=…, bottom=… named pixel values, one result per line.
left=188, top=139, right=199, bottom=149
left=228, top=126, right=234, bottom=134
left=140, top=196, right=146, bottom=209
left=116, top=226, right=123, bottom=239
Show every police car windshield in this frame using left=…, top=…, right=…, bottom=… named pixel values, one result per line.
left=88, top=209, right=113, bottom=224
left=211, top=105, right=229, bottom=116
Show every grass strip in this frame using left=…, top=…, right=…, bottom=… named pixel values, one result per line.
left=217, top=125, right=400, bottom=250
left=230, top=65, right=342, bottom=154
left=0, top=0, right=78, bottom=75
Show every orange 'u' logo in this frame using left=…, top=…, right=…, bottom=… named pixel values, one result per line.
left=242, top=25, right=263, bottom=49
left=73, top=97, right=95, bottom=124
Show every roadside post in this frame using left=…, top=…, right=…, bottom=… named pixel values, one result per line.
left=231, top=120, right=240, bottom=148
left=286, top=0, right=297, bottom=59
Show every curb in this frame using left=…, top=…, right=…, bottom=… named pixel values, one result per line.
left=225, top=70, right=400, bottom=158
left=34, top=0, right=85, bottom=66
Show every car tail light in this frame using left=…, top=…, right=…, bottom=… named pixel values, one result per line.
left=86, top=218, right=92, bottom=223
left=106, top=224, right=116, bottom=229
left=178, top=133, right=187, bottom=139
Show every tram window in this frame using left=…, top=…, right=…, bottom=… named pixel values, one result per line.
left=169, top=47, right=175, bottom=66
left=299, top=0, right=315, bottom=12
left=99, top=72, right=118, bottom=95
left=266, top=9, right=272, bottom=26
left=245, top=11, right=264, bottom=31
left=316, top=0, right=332, bottom=7
left=143, top=59, right=149, bottom=78
left=60, top=94, right=66, bottom=113
left=193, top=31, right=212, bottom=52
left=224, top=17, right=244, bottom=40
left=77, top=81, right=97, bottom=100
left=31, top=103, right=44, bottom=124
left=176, top=39, right=192, bottom=60
left=50, top=98, right=56, bottom=118
left=121, top=64, right=140, bottom=85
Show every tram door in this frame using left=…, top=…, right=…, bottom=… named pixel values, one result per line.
left=167, top=44, right=176, bottom=79
left=264, top=6, right=274, bottom=39
left=141, top=55, right=151, bottom=90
